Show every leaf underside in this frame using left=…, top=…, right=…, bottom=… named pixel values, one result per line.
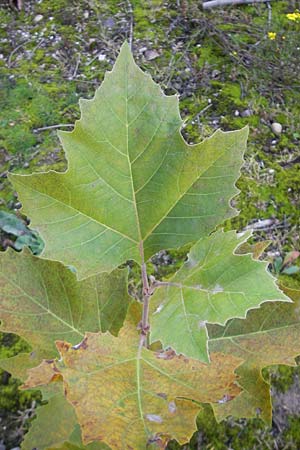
left=9, top=42, right=248, bottom=279
left=150, top=230, right=289, bottom=362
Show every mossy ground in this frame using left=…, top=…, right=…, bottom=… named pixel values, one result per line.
left=0, top=0, right=300, bottom=448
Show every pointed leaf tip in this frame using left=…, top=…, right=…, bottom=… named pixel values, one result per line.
left=10, top=42, right=248, bottom=277
left=150, top=230, right=289, bottom=362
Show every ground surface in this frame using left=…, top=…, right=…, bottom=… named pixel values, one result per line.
left=0, top=0, right=300, bottom=449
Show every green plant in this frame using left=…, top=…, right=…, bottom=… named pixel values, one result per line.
left=0, top=42, right=299, bottom=450
left=271, top=251, right=300, bottom=276
left=0, top=211, right=44, bottom=254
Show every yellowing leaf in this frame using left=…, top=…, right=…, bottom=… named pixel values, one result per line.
left=150, top=230, right=289, bottom=362
left=9, top=42, right=248, bottom=279
left=0, top=248, right=130, bottom=358
left=209, top=287, right=300, bottom=423
left=22, top=308, right=242, bottom=450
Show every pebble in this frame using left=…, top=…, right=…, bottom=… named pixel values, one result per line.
left=241, top=109, right=253, bottom=117
left=271, top=122, right=282, bottom=135
left=34, top=14, right=44, bottom=23
left=144, top=49, right=160, bottom=61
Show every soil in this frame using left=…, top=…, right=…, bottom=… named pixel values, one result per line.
left=0, top=0, right=300, bottom=449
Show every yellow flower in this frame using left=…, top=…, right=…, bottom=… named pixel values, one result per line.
left=286, top=10, right=300, bottom=21
left=268, top=32, right=276, bottom=40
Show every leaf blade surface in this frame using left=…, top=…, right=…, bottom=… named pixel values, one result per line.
left=9, top=42, right=248, bottom=278
left=150, top=230, right=289, bottom=362
left=209, top=287, right=300, bottom=422
left=0, top=249, right=130, bottom=358
left=22, top=307, right=242, bottom=450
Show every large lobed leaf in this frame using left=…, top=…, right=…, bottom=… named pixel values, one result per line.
left=22, top=305, right=242, bottom=450
left=0, top=248, right=130, bottom=359
left=209, top=287, right=300, bottom=423
left=150, top=230, right=289, bottom=362
left=9, top=42, right=248, bottom=279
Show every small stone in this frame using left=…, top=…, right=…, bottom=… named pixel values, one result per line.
left=241, top=109, right=253, bottom=117
left=234, top=110, right=240, bottom=117
left=271, top=122, right=282, bottom=135
left=211, top=69, right=220, bottom=78
left=34, top=14, right=44, bottom=23
left=145, top=49, right=160, bottom=61
left=83, top=11, right=89, bottom=19
left=98, top=54, right=106, bottom=62
left=103, top=17, right=115, bottom=28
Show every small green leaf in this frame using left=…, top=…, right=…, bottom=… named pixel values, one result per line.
left=0, top=248, right=130, bottom=359
left=9, top=42, right=248, bottom=279
left=150, top=230, right=290, bottom=362
left=282, top=265, right=300, bottom=275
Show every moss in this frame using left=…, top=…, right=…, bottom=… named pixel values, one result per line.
left=283, top=416, right=300, bottom=448
left=0, top=333, right=38, bottom=412
left=1, top=0, right=300, bottom=448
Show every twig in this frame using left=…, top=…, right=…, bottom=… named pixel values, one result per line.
left=203, top=0, right=275, bottom=9
left=34, top=124, right=73, bottom=132
left=267, top=1, right=272, bottom=26
left=126, top=0, right=134, bottom=50
left=71, top=55, right=81, bottom=79
left=138, top=241, right=152, bottom=348
left=8, top=39, right=32, bottom=68
left=186, top=103, right=213, bottom=126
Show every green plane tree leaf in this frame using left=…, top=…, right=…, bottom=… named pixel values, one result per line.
left=9, top=42, right=248, bottom=279
left=209, top=287, right=300, bottom=423
left=0, top=248, right=130, bottom=358
left=150, top=230, right=289, bottom=362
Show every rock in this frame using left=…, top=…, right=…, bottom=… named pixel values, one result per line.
left=144, top=49, right=160, bottom=61
left=34, top=14, right=43, bottom=23
left=271, top=122, right=282, bottom=135
left=241, top=109, right=253, bottom=117
left=211, top=69, right=220, bottom=78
